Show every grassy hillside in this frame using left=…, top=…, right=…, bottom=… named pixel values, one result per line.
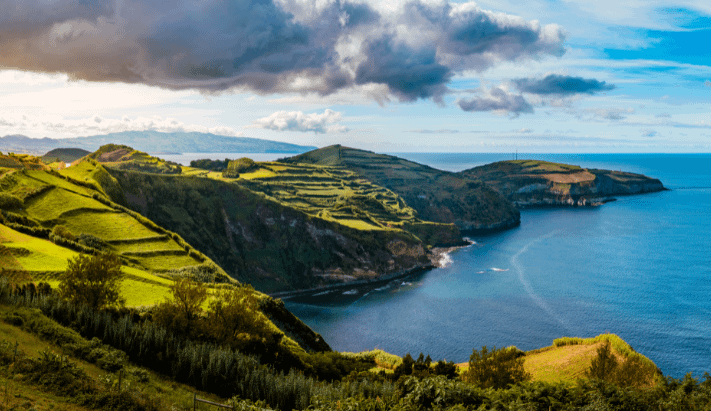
left=461, top=160, right=665, bottom=207
left=284, top=145, right=520, bottom=232
left=212, top=161, right=461, bottom=246
left=86, top=144, right=182, bottom=174
left=101, top=168, right=434, bottom=293
left=0, top=165, right=216, bottom=276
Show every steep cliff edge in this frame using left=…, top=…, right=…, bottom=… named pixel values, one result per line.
left=103, top=168, right=435, bottom=293
left=284, top=145, right=520, bottom=233
left=461, top=160, right=665, bottom=207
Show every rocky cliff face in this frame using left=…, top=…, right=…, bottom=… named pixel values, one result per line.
left=461, top=160, right=666, bottom=208
left=105, top=169, right=434, bottom=293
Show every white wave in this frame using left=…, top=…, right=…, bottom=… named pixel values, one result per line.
left=439, top=252, right=454, bottom=268
left=342, top=289, right=358, bottom=295
left=511, top=230, right=573, bottom=333
left=476, top=271, right=485, bottom=274
left=401, top=282, right=412, bottom=286
left=312, top=290, right=332, bottom=296
left=490, top=267, right=509, bottom=272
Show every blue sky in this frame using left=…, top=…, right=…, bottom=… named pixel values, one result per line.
left=0, top=0, right=709, bottom=153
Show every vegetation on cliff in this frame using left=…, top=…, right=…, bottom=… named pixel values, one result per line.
left=461, top=160, right=666, bottom=207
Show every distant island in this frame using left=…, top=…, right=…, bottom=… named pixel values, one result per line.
left=0, top=131, right=317, bottom=155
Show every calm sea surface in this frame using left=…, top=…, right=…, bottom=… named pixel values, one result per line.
left=279, top=153, right=711, bottom=378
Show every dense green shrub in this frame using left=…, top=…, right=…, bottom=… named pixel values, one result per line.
left=462, top=346, right=530, bottom=389
left=0, top=192, right=23, bottom=209
left=223, top=157, right=256, bottom=177
left=190, top=158, right=230, bottom=171
left=59, top=253, right=125, bottom=310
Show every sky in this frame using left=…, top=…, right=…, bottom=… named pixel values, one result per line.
left=1, top=0, right=710, bottom=153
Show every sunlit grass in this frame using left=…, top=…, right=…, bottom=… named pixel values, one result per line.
left=25, top=187, right=112, bottom=221
left=62, top=211, right=160, bottom=241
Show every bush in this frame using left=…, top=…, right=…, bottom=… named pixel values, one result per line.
left=223, top=157, right=256, bottom=178
left=58, top=253, right=125, bottom=310
left=78, top=233, right=109, bottom=250
left=0, top=192, right=23, bottom=209
left=52, top=225, right=77, bottom=242
left=462, top=346, right=531, bottom=389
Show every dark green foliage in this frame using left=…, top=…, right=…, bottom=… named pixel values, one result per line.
left=301, top=351, right=373, bottom=382
left=433, top=359, right=458, bottom=379
left=78, top=233, right=109, bottom=250
left=190, top=158, right=230, bottom=171
left=399, top=375, right=486, bottom=409
left=0, top=192, right=23, bottom=209
left=392, top=352, right=455, bottom=380
left=223, top=157, right=256, bottom=177
left=52, top=224, right=77, bottom=241
left=588, top=341, right=618, bottom=381
left=587, top=341, right=656, bottom=388
left=463, top=346, right=531, bottom=389
left=59, top=253, right=125, bottom=310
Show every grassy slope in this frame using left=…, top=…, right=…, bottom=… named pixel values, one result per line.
left=284, top=145, right=520, bottom=232
left=0, top=167, right=209, bottom=275
left=461, top=160, right=665, bottom=204
left=103, top=168, right=432, bottom=293
left=453, top=334, right=660, bottom=385
left=0, top=306, right=243, bottom=411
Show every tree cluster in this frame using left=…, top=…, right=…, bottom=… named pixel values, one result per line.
left=462, top=345, right=531, bottom=389
left=393, top=352, right=458, bottom=380
left=587, top=340, right=656, bottom=388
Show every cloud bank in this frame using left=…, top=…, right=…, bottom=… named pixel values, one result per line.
left=514, top=74, right=615, bottom=96
left=249, top=109, right=347, bottom=133
left=0, top=0, right=566, bottom=103
left=458, top=87, right=534, bottom=116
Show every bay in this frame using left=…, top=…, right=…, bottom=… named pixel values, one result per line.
left=284, top=153, right=711, bottom=378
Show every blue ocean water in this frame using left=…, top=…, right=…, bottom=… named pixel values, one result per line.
left=284, top=154, right=711, bottom=378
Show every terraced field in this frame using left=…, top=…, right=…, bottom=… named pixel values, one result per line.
left=206, top=161, right=422, bottom=233
left=1, top=166, right=214, bottom=275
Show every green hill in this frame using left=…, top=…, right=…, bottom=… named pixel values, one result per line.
left=284, top=145, right=520, bottom=232
left=41, top=148, right=91, bottom=164
left=461, top=160, right=666, bottom=207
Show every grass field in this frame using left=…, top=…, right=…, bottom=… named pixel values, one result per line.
left=195, top=161, right=424, bottom=237
left=2, top=166, right=210, bottom=274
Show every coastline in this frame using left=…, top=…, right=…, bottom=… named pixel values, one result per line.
left=269, top=238, right=475, bottom=300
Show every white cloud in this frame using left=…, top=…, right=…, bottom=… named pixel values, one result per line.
left=248, top=109, right=348, bottom=133
left=0, top=114, right=244, bottom=138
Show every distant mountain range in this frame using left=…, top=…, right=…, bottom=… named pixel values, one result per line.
left=0, top=131, right=317, bottom=155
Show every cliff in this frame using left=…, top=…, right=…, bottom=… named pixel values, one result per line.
left=284, top=145, right=521, bottom=233
left=461, top=160, right=666, bottom=207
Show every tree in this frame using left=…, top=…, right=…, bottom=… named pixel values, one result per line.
left=58, top=253, right=124, bottom=310
left=208, top=285, right=270, bottom=346
left=586, top=341, right=618, bottom=381
left=462, top=346, right=531, bottom=389
left=153, top=277, right=208, bottom=337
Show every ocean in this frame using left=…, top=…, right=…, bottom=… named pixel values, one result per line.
left=276, top=153, right=711, bottom=379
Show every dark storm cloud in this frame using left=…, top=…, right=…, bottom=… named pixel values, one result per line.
left=458, top=88, right=534, bottom=116
left=514, top=74, right=615, bottom=96
left=0, top=0, right=566, bottom=101
left=355, top=36, right=452, bottom=102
